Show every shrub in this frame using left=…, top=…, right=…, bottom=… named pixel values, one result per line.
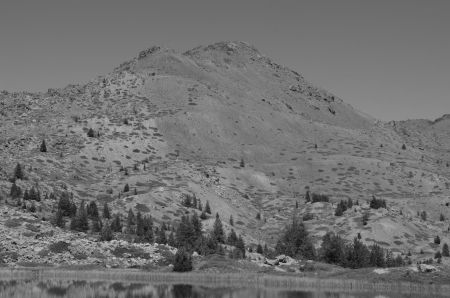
left=49, top=241, right=70, bottom=253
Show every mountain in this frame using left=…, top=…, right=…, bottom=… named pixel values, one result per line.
left=0, top=41, right=449, bottom=265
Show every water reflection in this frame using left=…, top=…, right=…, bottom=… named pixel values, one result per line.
left=0, top=280, right=441, bottom=298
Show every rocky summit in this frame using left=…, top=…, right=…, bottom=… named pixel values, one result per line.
left=1, top=41, right=450, bottom=269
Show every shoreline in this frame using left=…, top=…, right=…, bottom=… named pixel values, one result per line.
left=0, top=268, right=449, bottom=296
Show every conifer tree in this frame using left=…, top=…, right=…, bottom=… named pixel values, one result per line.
left=191, top=212, right=202, bottom=241
left=127, top=208, right=136, bottom=233
left=136, top=211, right=144, bottom=237
left=205, top=200, right=211, bottom=214
left=157, top=227, right=167, bottom=244
left=200, top=210, right=208, bottom=220
left=55, top=208, right=65, bottom=228
left=168, top=232, right=176, bottom=247
left=87, top=201, right=99, bottom=219
left=40, top=140, right=47, bottom=152
left=99, top=223, right=113, bottom=241
left=198, top=199, right=203, bottom=211
left=229, top=215, right=234, bottom=226
left=124, top=183, right=130, bottom=193
left=142, top=216, right=154, bottom=243
left=227, top=229, right=238, bottom=246
left=305, top=190, right=311, bottom=202
left=87, top=128, right=95, bottom=137
left=256, top=244, right=263, bottom=254
left=275, top=216, right=315, bottom=259
left=103, top=202, right=111, bottom=219
left=173, top=248, right=193, bottom=272
left=14, top=163, right=24, bottom=180
left=110, top=214, right=122, bottom=232
left=10, top=182, right=22, bottom=199
left=92, top=217, right=102, bottom=232
left=236, top=235, right=246, bottom=258
left=212, top=213, right=225, bottom=243
left=58, top=192, right=72, bottom=216
left=442, top=243, right=450, bottom=257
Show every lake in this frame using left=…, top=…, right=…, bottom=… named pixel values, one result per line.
left=0, top=279, right=446, bottom=298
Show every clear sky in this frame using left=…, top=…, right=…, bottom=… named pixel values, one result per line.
left=0, top=0, right=449, bottom=121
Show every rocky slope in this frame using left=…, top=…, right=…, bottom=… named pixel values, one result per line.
left=0, top=41, right=450, bottom=266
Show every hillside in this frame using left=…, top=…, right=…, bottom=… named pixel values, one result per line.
left=1, top=41, right=450, bottom=266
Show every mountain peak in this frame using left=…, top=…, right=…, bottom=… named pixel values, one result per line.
left=184, top=41, right=261, bottom=58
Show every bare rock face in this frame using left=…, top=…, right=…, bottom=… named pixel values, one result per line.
left=0, top=41, right=449, bottom=268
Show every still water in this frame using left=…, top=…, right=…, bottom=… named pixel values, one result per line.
left=0, top=280, right=442, bottom=298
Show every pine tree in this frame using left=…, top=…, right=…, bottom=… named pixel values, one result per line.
left=173, top=248, right=193, bottom=272
left=157, top=227, right=167, bottom=244
left=127, top=208, right=136, bottom=233
left=99, top=223, right=113, bottom=241
left=434, top=235, right=441, bottom=244
left=58, top=192, right=72, bottom=216
left=200, top=210, right=208, bottom=220
left=197, top=199, right=203, bottom=211
left=369, top=244, right=385, bottom=268
left=320, top=232, right=346, bottom=265
left=240, top=158, right=245, bottom=168
left=227, top=229, right=238, bottom=246
left=442, top=243, right=450, bottom=257
left=236, top=235, right=246, bottom=258
left=275, top=216, right=315, bottom=260
left=76, top=201, right=89, bottom=232
left=54, top=208, right=65, bottom=228
left=87, top=128, right=95, bottom=137
left=229, top=215, right=234, bottom=226
left=256, top=244, right=263, bottom=254
left=110, top=214, right=122, bottom=232
left=205, top=200, right=211, bottom=214
left=92, top=217, right=102, bottom=232
left=212, top=213, right=225, bottom=243
left=103, top=202, right=111, bottom=219
left=40, top=140, right=47, bottom=152
left=191, top=212, right=202, bottom=241
left=305, top=190, right=311, bottom=202
left=10, top=181, right=22, bottom=199
left=168, top=232, right=176, bottom=247
left=142, top=216, right=154, bottom=243
left=87, top=201, right=99, bottom=219
left=124, top=183, right=130, bottom=193
left=14, top=163, right=24, bottom=180
left=136, top=211, right=144, bottom=237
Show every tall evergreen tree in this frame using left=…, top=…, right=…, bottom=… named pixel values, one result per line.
left=87, top=201, right=99, bottom=219
left=236, top=235, right=246, bottom=258
left=212, top=213, right=225, bottom=243
left=442, top=243, right=450, bottom=257
left=275, top=216, right=315, bottom=259
left=40, top=140, right=47, bottom=152
left=142, top=216, right=154, bottom=243
left=227, top=229, right=238, bottom=246
left=229, top=215, right=234, bottom=226
left=205, top=200, right=211, bottom=214
left=157, top=227, right=167, bottom=244
left=110, top=214, right=122, bottom=232
left=14, top=163, right=24, bottom=180
left=10, top=182, right=22, bottom=199
left=136, top=211, right=144, bottom=237
left=103, top=202, right=111, bottom=219
left=124, top=183, right=130, bottom=193
left=99, top=223, right=113, bottom=241
left=127, top=208, right=136, bottom=233
left=320, top=232, right=346, bottom=265
left=54, top=208, right=65, bottom=228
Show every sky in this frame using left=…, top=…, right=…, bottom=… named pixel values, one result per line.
left=0, top=0, right=449, bottom=121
